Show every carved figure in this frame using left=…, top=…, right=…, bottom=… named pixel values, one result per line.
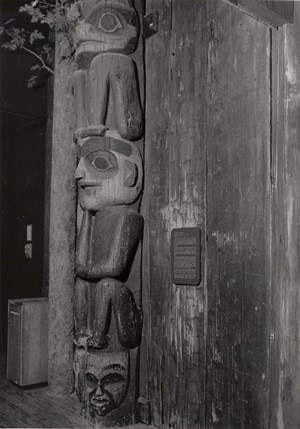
left=74, top=0, right=143, bottom=140
left=73, top=0, right=144, bottom=424
left=74, top=134, right=143, bottom=349
left=74, top=349, right=129, bottom=418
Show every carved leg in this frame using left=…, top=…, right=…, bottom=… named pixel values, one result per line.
left=74, top=70, right=88, bottom=129
left=87, top=279, right=112, bottom=350
left=74, top=278, right=90, bottom=347
left=88, top=55, right=110, bottom=128
left=110, top=55, right=143, bottom=140
left=88, top=278, right=142, bottom=350
left=88, top=54, right=143, bottom=140
left=112, top=281, right=142, bottom=349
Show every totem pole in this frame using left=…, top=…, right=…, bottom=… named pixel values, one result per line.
left=72, top=0, right=144, bottom=426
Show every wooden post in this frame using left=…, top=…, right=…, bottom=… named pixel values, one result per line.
left=48, top=23, right=76, bottom=394
left=269, top=4, right=300, bottom=428
left=72, top=0, right=145, bottom=426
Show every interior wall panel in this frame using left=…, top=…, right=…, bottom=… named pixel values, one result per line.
left=143, top=0, right=207, bottom=427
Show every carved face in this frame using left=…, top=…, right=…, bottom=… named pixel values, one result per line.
left=75, top=136, right=143, bottom=211
left=74, top=350, right=129, bottom=417
left=86, top=352, right=128, bottom=416
left=75, top=0, right=139, bottom=66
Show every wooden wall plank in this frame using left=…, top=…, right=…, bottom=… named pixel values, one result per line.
left=269, top=24, right=285, bottom=429
left=144, top=0, right=207, bottom=427
left=48, top=20, right=76, bottom=395
left=270, top=3, right=300, bottom=428
left=206, top=2, right=271, bottom=428
left=223, top=0, right=294, bottom=27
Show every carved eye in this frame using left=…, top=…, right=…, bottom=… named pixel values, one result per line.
left=85, top=150, right=118, bottom=173
left=86, top=373, right=98, bottom=384
left=98, top=12, right=122, bottom=33
left=102, top=373, right=125, bottom=385
left=92, top=155, right=114, bottom=172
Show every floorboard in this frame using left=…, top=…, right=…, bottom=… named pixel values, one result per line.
left=0, top=354, right=155, bottom=429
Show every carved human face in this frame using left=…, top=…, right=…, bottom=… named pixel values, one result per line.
left=86, top=352, right=128, bottom=416
left=75, top=136, right=143, bottom=211
left=75, top=0, right=139, bottom=66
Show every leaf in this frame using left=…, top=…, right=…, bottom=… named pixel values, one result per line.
left=30, top=64, right=41, bottom=71
left=27, top=76, right=38, bottom=88
left=65, top=2, right=81, bottom=23
left=40, top=11, right=56, bottom=28
left=29, top=29, right=45, bottom=44
left=42, top=43, right=51, bottom=53
left=19, top=5, right=34, bottom=14
left=2, top=41, right=18, bottom=51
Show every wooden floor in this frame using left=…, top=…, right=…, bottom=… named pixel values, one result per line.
left=0, top=354, right=155, bottom=429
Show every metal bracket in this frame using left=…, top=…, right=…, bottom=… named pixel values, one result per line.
left=143, top=11, right=158, bottom=39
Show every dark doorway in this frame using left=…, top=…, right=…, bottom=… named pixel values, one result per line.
left=0, top=0, right=48, bottom=352
left=0, top=118, right=46, bottom=351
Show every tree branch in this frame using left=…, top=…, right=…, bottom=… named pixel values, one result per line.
left=21, top=45, right=54, bottom=74
left=4, top=28, right=54, bottom=74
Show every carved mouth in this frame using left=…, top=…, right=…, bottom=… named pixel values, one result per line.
left=91, top=398, right=109, bottom=408
left=78, top=40, right=106, bottom=46
left=79, top=181, right=101, bottom=189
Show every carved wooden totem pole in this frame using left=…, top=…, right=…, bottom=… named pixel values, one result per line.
left=72, top=0, right=144, bottom=426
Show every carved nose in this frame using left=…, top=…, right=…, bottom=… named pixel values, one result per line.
left=75, top=158, right=86, bottom=179
left=95, top=382, right=105, bottom=396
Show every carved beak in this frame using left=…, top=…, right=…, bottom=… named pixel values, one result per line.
left=75, top=159, right=86, bottom=180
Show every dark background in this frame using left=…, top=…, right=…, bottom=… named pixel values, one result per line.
left=0, top=0, right=48, bottom=351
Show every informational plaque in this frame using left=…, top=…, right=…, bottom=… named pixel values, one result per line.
left=171, top=227, right=201, bottom=286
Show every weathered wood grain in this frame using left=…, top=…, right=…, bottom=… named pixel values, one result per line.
left=48, top=20, right=76, bottom=394
left=223, top=0, right=294, bottom=27
left=269, top=3, right=300, bottom=428
left=144, top=0, right=207, bottom=427
left=206, top=2, right=271, bottom=428
left=269, top=23, right=285, bottom=429
left=43, top=76, right=54, bottom=297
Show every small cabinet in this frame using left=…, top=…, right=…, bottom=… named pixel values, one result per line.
left=7, top=298, right=48, bottom=386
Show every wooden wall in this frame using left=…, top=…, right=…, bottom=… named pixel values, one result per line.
left=269, top=3, right=300, bottom=429
left=205, top=2, right=271, bottom=428
left=142, top=1, right=300, bottom=428
left=143, top=0, right=207, bottom=427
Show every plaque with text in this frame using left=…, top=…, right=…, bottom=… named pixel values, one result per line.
left=171, top=227, right=201, bottom=286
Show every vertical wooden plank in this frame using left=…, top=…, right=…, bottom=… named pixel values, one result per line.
left=144, top=0, right=207, bottom=427
left=43, top=76, right=54, bottom=297
left=269, top=24, right=285, bottom=429
left=206, top=2, right=271, bottom=428
left=48, top=15, right=76, bottom=394
left=270, top=4, right=300, bottom=428
left=143, top=1, right=172, bottom=423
